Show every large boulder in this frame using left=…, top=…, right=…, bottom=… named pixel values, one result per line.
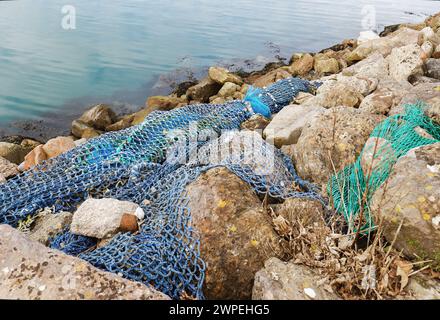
left=186, top=77, right=222, bottom=103
left=302, top=76, right=377, bottom=109
left=292, top=107, right=384, bottom=185
left=386, top=44, right=424, bottom=82
left=70, top=198, right=140, bottom=239
left=208, top=66, right=243, bottom=85
left=263, top=105, right=325, bottom=147
left=252, top=257, right=339, bottom=300
left=370, top=143, right=440, bottom=268
left=0, top=142, right=28, bottom=164
left=22, top=136, right=76, bottom=170
left=343, top=52, right=389, bottom=79
left=186, top=167, right=284, bottom=299
left=389, top=82, right=440, bottom=120
left=78, top=104, right=116, bottom=131
left=347, top=27, right=421, bottom=61
left=0, top=225, right=169, bottom=300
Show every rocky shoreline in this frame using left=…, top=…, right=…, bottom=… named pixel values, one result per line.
left=1, top=12, right=440, bottom=300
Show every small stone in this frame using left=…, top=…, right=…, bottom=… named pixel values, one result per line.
left=0, top=142, right=28, bottom=164
left=71, top=198, right=140, bottom=239
left=135, top=207, right=145, bottom=220
left=119, top=213, right=139, bottom=233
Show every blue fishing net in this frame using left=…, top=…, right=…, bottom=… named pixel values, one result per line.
left=0, top=77, right=322, bottom=299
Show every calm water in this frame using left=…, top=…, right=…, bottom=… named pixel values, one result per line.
left=0, top=0, right=439, bottom=138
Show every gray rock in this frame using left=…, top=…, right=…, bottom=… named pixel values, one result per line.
left=0, top=225, right=169, bottom=300
left=252, top=257, right=340, bottom=300
left=370, top=143, right=440, bottom=268
left=424, top=58, right=440, bottom=80
left=404, top=274, right=440, bottom=300
left=29, top=211, right=73, bottom=246
left=208, top=66, right=243, bottom=85
left=70, top=198, right=139, bottom=239
left=343, top=52, right=389, bottom=79
left=186, top=167, right=284, bottom=299
left=263, top=105, right=324, bottom=147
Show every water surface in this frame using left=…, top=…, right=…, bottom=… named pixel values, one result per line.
left=0, top=0, right=439, bottom=138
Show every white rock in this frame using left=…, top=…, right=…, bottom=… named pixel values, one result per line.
left=135, top=207, right=145, bottom=220
left=263, top=105, right=325, bottom=147
left=70, top=198, right=139, bottom=239
left=387, top=44, right=424, bottom=82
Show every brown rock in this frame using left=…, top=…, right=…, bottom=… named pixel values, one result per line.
left=370, top=143, right=440, bottom=268
left=292, top=107, right=384, bottom=185
left=145, top=95, right=183, bottom=113
left=240, top=114, right=271, bottom=132
left=0, top=224, right=169, bottom=300
left=208, top=66, right=243, bottom=85
left=23, top=137, right=76, bottom=170
left=252, top=68, right=292, bottom=88
left=119, top=213, right=139, bottom=233
left=186, top=77, right=222, bottom=103
left=105, top=114, right=135, bottom=132
left=289, top=53, right=314, bottom=76
left=186, top=167, right=284, bottom=299
left=79, top=104, right=116, bottom=130
left=71, top=119, right=101, bottom=139
left=314, top=57, right=340, bottom=75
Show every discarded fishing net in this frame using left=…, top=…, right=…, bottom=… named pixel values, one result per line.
left=0, top=77, right=321, bottom=299
left=328, top=104, right=440, bottom=232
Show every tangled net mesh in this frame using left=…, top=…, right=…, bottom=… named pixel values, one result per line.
left=328, top=104, right=440, bottom=232
left=0, top=77, right=323, bottom=299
